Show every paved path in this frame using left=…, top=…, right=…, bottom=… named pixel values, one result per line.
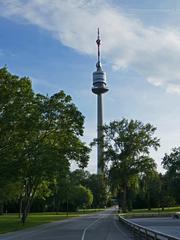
left=0, top=209, right=133, bottom=240
left=130, top=217, right=180, bottom=239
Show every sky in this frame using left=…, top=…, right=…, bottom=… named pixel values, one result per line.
left=1, top=0, right=180, bottom=173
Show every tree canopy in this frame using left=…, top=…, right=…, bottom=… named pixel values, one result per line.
left=0, top=67, right=90, bottom=222
left=102, top=119, right=160, bottom=211
left=162, top=147, right=180, bottom=204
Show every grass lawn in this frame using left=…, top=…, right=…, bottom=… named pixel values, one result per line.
left=132, top=206, right=180, bottom=213
left=0, top=209, right=103, bottom=234
left=121, top=206, right=180, bottom=218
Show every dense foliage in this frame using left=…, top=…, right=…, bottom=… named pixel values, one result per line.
left=0, top=67, right=90, bottom=222
left=162, top=147, right=180, bottom=204
left=102, top=119, right=160, bottom=212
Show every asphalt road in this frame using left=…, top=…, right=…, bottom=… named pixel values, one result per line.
left=130, top=217, right=180, bottom=238
left=0, top=208, right=133, bottom=240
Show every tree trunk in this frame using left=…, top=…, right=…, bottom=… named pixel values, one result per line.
left=19, top=197, right=23, bottom=218
left=127, top=199, right=132, bottom=212
left=127, top=189, right=132, bottom=212
left=147, top=191, right=151, bottom=210
left=20, top=178, right=39, bottom=224
left=0, top=202, right=4, bottom=215
left=21, top=198, right=31, bottom=224
left=122, top=184, right=127, bottom=212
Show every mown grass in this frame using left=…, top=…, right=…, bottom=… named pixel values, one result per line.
left=0, top=209, right=103, bottom=234
left=132, top=206, right=180, bottom=213
left=121, top=206, right=180, bottom=218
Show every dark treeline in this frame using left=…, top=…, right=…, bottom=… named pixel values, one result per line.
left=1, top=67, right=180, bottom=224
left=5, top=170, right=110, bottom=213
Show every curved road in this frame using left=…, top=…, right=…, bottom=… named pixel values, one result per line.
left=0, top=209, right=133, bottom=240
left=130, top=217, right=180, bottom=239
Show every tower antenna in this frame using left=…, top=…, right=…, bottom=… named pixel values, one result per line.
left=96, top=28, right=101, bottom=64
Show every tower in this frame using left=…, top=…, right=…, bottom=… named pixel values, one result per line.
left=92, top=29, right=109, bottom=174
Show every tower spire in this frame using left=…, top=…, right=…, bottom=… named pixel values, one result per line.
left=96, top=28, right=101, bottom=64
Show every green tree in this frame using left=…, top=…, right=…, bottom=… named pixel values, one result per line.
left=138, top=170, right=160, bottom=210
left=86, top=174, right=108, bottom=208
left=162, top=147, right=180, bottom=175
left=162, top=147, right=180, bottom=204
left=69, top=185, right=93, bottom=210
left=70, top=169, right=90, bottom=186
left=51, top=172, right=93, bottom=212
left=0, top=67, right=34, bottom=215
left=19, top=92, right=90, bottom=223
left=103, top=119, right=160, bottom=212
left=0, top=182, right=21, bottom=214
left=0, top=67, right=90, bottom=223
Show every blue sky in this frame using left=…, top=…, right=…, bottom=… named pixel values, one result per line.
left=1, top=0, right=180, bottom=173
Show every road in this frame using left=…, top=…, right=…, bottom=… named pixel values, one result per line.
left=0, top=208, right=133, bottom=240
left=130, top=217, right=180, bottom=238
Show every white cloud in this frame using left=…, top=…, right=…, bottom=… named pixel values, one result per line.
left=166, top=83, right=180, bottom=94
left=147, top=77, right=163, bottom=87
left=1, top=0, right=180, bottom=93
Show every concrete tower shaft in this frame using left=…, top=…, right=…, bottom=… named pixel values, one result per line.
left=92, top=28, right=109, bottom=174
